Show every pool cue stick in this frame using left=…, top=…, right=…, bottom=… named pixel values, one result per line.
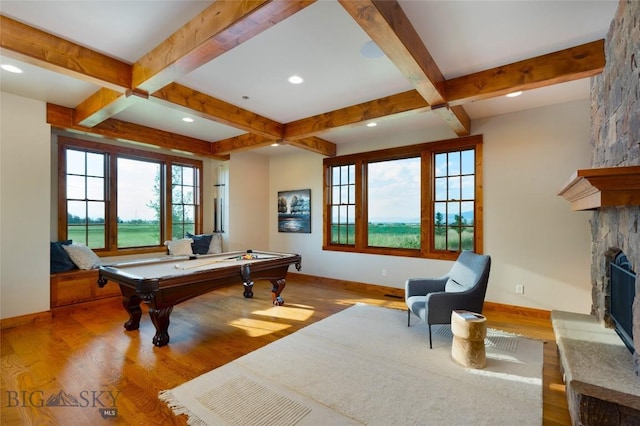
left=176, top=257, right=234, bottom=270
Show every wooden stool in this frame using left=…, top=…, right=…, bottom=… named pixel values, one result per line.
left=451, top=310, right=487, bottom=369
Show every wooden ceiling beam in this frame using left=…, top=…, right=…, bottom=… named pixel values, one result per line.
left=132, top=0, right=316, bottom=93
left=339, top=0, right=470, bottom=136
left=209, top=133, right=337, bottom=157
left=151, top=83, right=283, bottom=139
left=432, top=104, right=471, bottom=137
left=210, top=133, right=278, bottom=156
left=283, top=90, right=429, bottom=140
left=0, top=16, right=131, bottom=91
left=284, top=137, right=337, bottom=157
left=445, top=40, right=605, bottom=104
left=74, top=88, right=149, bottom=127
left=46, top=103, right=228, bottom=160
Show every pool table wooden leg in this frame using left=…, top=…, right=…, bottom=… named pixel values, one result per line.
left=121, top=289, right=142, bottom=331
left=149, top=306, right=173, bottom=347
left=271, top=279, right=286, bottom=306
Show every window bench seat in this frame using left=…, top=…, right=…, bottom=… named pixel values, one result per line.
left=50, top=269, right=120, bottom=313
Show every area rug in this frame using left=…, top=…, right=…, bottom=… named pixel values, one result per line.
left=160, top=304, right=543, bottom=425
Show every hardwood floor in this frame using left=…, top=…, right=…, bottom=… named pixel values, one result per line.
left=1, top=275, right=570, bottom=425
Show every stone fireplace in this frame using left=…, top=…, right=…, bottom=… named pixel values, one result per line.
left=589, top=0, right=640, bottom=375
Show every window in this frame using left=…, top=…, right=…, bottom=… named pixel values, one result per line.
left=329, top=164, right=356, bottom=244
left=116, top=157, right=161, bottom=248
left=66, top=150, right=106, bottom=248
left=367, top=157, right=421, bottom=249
left=434, top=150, right=475, bottom=251
left=171, top=164, right=198, bottom=238
left=58, top=137, right=203, bottom=254
left=323, top=135, right=483, bottom=260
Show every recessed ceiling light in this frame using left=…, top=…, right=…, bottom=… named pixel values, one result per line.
left=506, top=91, right=522, bottom=98
left=182, top=117, right=194, bottom=123
left=366, top=122, right=377, bottom=127
left=288, top=75, right=304, bottom=85
left=360, top=40, right=384, bottom=59
left=1, top=64, right=23, bottom=73
left=271, top=143, right=280, bottom=147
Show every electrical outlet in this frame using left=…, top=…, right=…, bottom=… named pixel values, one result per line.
left=382, top=268, right=387, bottom=277
left=516, top=284, right=525, bottom=294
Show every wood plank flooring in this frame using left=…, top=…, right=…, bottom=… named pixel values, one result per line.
left=1, top=275, right=570, bottom=425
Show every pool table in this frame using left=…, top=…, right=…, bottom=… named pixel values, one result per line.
left=98, top=250, right=301, bottom=347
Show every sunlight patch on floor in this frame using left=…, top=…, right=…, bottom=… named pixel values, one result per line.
left=228, top=318, right=291, bottom=337
left=486, top=352, right=525, bottom=363
left=252, top=305, right=315, bottom=321
left=467, top=367, right=542, bottom=386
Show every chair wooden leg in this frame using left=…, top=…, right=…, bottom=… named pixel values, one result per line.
left=428, top=324, right=433, bottom=349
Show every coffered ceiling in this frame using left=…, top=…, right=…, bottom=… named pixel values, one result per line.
left=0, top=1, right=618, bottom=158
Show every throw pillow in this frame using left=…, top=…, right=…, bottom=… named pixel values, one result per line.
left=62, top=244, right=101, bottom=270
left=50, top=240, right=76, bottom=273
left=165, top=238, right=194, bottom=256
left=186, top=233, right=213, bottom=255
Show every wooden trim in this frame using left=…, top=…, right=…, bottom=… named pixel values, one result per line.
left=51, top=295, right=120, bottom=317
left=289, top=272, right=552, bottom=319
left=474, top=142, right=484, bottom=254
left=0, top=311, right=52, bottom=330
left=288, top=272, right=405, bottom=298
left=484, top=301, right=551, bottom=319
left=557, top=165, right=640, bottom=210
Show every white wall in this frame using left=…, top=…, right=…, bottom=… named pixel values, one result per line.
left=268, top=99, right=593, bottom=313
left=227, top=151, right=270, bottom=251
left=478, top=100, right=592, bottom=311
left=1, top=92, right=51, bottom=318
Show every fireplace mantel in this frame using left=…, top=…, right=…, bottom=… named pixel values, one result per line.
left=558, top=165, right=640, bottom=211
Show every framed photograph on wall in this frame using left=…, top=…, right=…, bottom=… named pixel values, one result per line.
left=278, top=189, right=311, bottom=233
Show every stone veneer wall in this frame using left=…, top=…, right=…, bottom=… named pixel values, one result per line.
left=589, top=0, right=640, bottom=375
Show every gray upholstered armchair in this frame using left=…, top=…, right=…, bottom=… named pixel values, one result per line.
left=405, top=250, right=491, bottom=348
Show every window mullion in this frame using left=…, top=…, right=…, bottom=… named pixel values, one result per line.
left=422, top=153, right=432, bottom=256
left=107, top=154, right=117, bottom=251
left=356, top=159, right=366, bottom=249
left=164, top=163, right=171, bottom=242
left=195, top=167, right=203, bottom=235
left=57, top=144, right=67, bottom=240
